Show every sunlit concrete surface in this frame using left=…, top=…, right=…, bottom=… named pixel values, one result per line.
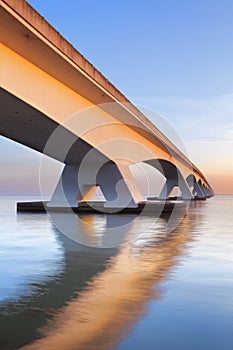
left=0, top=0, right=214, bottom=208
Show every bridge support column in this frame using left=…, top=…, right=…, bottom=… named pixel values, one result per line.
left=199, top=184, right=210, bottom=198
left=192, top=182, right=206, bottom=199
left=48, top=161, right=143, bottom=208
left=206, top=188, right=214, bottom=197
left=202, top=186, right=213, bottom=198
left=96, top=161, right=143, bottom=208
left=159, top=179, right=177, bottom=200
left=159, top=178, right=193, bottom=200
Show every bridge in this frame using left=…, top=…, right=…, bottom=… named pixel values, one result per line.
left=0, top=0, right=214, bottom=209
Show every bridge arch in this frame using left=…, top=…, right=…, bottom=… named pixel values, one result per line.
left=186, top=174, right=197, bottom=188
left=197, top=179, right=211, bottom=198
left=141, top=159, right=193, bottom=200
left=186, top=174, right=206, bottom=199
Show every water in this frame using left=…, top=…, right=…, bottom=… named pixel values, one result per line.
left=0, top=196, right=232, bottom=349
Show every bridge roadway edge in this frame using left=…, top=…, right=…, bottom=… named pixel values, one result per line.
left=0, top=0, right=214, bottom=206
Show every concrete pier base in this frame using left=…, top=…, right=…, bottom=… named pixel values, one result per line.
left=16, top=200, right=187, bottom=215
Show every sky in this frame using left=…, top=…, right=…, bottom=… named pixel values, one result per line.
left=1, top=0, right=233, bottom=195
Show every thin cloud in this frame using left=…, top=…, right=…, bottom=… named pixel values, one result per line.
left=135, top=94, right=233, bottom=143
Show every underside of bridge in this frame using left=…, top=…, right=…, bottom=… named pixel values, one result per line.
left=0, top=88, right=213, bottom=208
left=0, top=0, right=214, bottom=209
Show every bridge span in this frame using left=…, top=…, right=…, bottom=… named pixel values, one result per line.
left=0, top=0, right=214, bottom=209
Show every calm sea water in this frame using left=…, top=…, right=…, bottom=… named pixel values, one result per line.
left=0, top=195, right=232, bottom=349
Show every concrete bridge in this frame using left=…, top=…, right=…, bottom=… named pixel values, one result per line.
left=0, top=0, right=214, bottom=209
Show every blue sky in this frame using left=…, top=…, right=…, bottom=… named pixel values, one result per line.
left=1, top=0, right=233, bottom=194
left=26, top=0, right=233, bottom=99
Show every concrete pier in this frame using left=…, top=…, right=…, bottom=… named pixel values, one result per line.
left=17, top=200, right=187, bottom=215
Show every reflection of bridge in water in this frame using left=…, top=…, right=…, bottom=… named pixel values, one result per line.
left=0, top=0, right=213, bottom=211
left=15, top=202, right=205, bottom=350
left=0, top=201, right=205, bottom=349
left=0, top=212, right=116, bottom=350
